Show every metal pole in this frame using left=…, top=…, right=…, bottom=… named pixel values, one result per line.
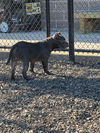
left=46, top=0, right=50, bottom=37
left=68, top=0, right=75, bottom=62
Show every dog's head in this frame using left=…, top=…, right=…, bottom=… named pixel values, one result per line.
left=53, top=32, right=69, bottom=49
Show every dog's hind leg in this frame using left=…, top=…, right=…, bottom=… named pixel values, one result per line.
left=30, top=61, right=35, bottom=73
left=11, top=60, right=17, bottom=80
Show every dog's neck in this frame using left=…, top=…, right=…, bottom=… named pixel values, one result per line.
left=44, top=37, right=59, bottom=52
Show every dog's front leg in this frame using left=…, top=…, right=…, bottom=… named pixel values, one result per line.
left=42, top=60, right=53, bottom=75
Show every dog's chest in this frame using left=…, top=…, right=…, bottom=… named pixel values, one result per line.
left=28, top=44, right=50, bottom=60
left=29, top=51, right=50, bottom=61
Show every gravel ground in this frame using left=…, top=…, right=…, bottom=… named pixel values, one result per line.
left=0, top=54, right=100, bottom=133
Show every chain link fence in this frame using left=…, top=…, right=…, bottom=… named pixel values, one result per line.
left=0, top=0, right=100, bottom=59
left=74, top=0, right=100, bottom=54
left=0, top=0, right=47, bottom=50
left=49, top=0, right=100, bottom=54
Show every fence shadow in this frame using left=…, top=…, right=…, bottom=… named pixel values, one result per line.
left=1, top=73, right=100, bottom=102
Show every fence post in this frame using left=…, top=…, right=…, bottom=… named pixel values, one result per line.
left=46, top=0, right=51, bottom=37
left=68, top=0, right=75, bottom=62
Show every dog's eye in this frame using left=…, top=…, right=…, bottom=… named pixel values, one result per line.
left=61, top=37, right=65, bottom=41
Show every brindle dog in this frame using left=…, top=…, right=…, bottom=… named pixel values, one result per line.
left=6, top=32, right=69, bottom=80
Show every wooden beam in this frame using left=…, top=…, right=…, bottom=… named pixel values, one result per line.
left=74, top=12, right=100, bottom=19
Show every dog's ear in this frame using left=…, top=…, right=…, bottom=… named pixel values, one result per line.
left=53, top=32, right=62, bottom=38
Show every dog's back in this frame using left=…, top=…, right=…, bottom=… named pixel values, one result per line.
left=6, top=40, right=51, bottom=64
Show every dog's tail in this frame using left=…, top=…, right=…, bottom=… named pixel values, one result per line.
left=6, top=45, right=16, bottom=65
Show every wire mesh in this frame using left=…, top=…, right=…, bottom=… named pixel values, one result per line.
left=52, top=0, right=100, bottom=54
left=0, top=0, right=100, bottom=56
left=74, top=0, right=100, bottom=54
left=49, top=0, right=69, bottom=54
left=49, top=0, right=100, bottom=55
left=0, top=0, right=46, bottom=50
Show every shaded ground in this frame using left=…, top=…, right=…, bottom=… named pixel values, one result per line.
left=0, top=54, right=100, bottom=133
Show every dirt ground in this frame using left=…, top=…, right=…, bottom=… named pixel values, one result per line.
left=0, top=53, right=100, bottom=133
